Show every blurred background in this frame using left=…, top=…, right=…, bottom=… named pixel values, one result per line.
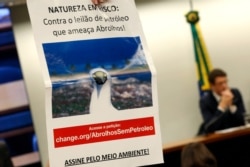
left=1, top=0, right=250, bottom=166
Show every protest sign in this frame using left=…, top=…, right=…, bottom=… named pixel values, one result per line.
left=27, top=0, right=163, bottom=166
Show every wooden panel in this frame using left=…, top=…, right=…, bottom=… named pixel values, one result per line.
left=12, top=151, right=40, bottom=167
left=163, top=125, right=250, bottom=153
left=0, top=80, right=29, bottom=114
left=0, top=0, right=26, bottom=7
left=0, top=126, right=34, bottom=138
left=0, top=22, right=12, bottom=32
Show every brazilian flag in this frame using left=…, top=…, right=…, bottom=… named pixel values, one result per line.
left=186, top=11, right=212, bottom=96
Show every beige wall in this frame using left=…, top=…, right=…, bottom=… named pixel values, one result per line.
left=135, top=0, right=250, bottom=143
left=10, top=0, right=250, bottom=166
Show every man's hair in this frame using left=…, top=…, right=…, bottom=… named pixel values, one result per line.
left=208, top=68, right=227, bottom=84
left=181, top=142, right=217, bottom=167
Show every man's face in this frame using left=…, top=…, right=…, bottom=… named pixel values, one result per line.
left=211, top=76, right=229, bottom=96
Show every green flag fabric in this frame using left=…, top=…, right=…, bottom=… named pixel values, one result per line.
left=186, top=11, right=212, bottom=96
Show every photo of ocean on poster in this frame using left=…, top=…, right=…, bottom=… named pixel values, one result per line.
left=42, top=37, right=153, bottom=118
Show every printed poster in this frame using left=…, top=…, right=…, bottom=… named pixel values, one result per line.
left=27, top=0, right=163, bottom=166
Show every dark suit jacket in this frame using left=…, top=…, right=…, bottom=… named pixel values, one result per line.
left=199, top=88, right=246, bottom=134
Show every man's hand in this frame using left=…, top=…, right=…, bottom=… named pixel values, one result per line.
left=91, top=0, right=107, bottom=5
left=219, top=89, right=234, bottom=111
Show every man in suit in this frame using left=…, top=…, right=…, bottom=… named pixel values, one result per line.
left=199, top=68, right=246, bottom=134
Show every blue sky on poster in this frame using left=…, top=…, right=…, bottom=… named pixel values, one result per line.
left=43, top=36, right=149, bottom=75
